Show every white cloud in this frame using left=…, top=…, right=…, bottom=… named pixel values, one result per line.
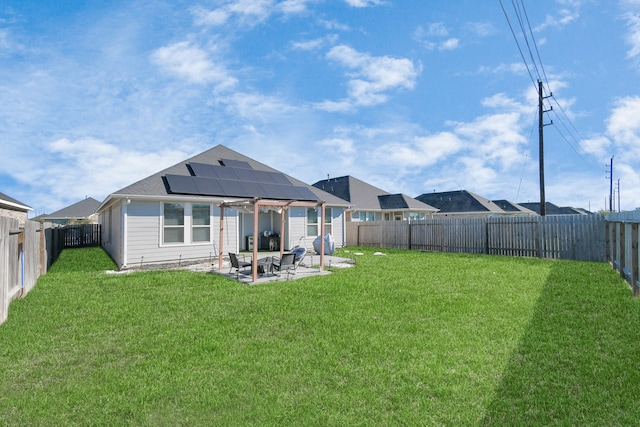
left=606, top=96, right=640, bottom=158
left=151, top=41, right=237, bottom=89
left=466, top=22, right=495, bottom=37
left=319, top=44, right=419, bottom=110
left=534, top=8, right=580, bottom=32
left=319, top=19, right=351, bottom=31
left=414, top=24, right=461, bottom=51
left=439, top=38, right=459, bottom=51
left=25, top=138, right=194, bottom=211
left=317, top=137, right=356, bottom=157
left=192, top=0, right=313, bottom=27
left=624, top=12, right=640, bottom=59
left=344, top=0, right=384, bottom=7
left=373, top=132, right=464, bottom=168
left=221, top=91, right=298, bottom=120
left=478, top=63, right=528, bottom=76
left=291, top=34, right=338, bottom=51
left=580, top=136, right=611, bottom=158
left=450, top=112, right=527, bottom=169
left=425, top=22, right=449, bottom=37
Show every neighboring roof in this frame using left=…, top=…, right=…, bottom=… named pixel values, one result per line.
left=416, top=190, right=505, bottom=214
left=312, top=175, right=437, bottom=212
left=518, top=202, right=590, bottom=215
left=492, top=199, right=535, bottom=214
left=100, top=145, right=349, bottom=210
left=0, top=191, right=32, bottom=212
left=41, top=197, right=101, bottom=220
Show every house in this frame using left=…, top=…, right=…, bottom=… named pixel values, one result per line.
left=312, top=175, right=438, bottom=221
left=517, top=202, right=591, bottom=215
left=97, top=145, right=350, bottom=269
left=416, top=190, right=535, bottom=217
left=492, top=199, right=536, bottom=215
left=0, top=192, right=32, bottom=226
left=36, top=197, right=101, bottom=225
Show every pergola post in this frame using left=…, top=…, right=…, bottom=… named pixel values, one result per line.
left=218, top=205, right=225, bottom=272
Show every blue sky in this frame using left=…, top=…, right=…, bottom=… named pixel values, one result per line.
left=2, top=0, right=639, bottom=215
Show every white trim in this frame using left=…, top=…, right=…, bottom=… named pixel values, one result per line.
left=122, top=199, right=128, bottom=268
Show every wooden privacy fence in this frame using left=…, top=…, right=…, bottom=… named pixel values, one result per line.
left=606, top=211, right=640, bottom=297
left=1, top=217, right=45, bottom=325
left=346, top=214, right=606, bottom=262
left=1, top=221, right=101, bottom=325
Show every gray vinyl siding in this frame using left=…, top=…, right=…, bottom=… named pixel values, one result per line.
left=123, top=200, right=238, bottom=268
left=288, top=206, right=345, bottom=250
left=100, top=202, right=123, bottom=267
left=329, top=207, right=345, bottom=248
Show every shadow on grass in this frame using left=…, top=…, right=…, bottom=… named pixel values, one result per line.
left=480, top=261, right=640, bottom=425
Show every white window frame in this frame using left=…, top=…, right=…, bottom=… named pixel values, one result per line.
left=306, top=207, right=319, bottom=237
left=191, top=203, right=212, bottom=244
left=162, top=202, right=185, bottom=245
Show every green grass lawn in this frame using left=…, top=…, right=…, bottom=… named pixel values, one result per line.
left=1, top=247, right=639, bottom=426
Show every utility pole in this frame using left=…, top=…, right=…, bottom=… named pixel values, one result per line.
left=609, top=156, right=614, bottom=212
left=538, top=80, right=552, bottom=216
left=617, top=178, right=621, bottom=212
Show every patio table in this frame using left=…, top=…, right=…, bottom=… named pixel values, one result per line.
left=257, top=256, right=272, bottom=275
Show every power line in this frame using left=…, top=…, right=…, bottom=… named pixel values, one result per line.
left=499, top=0, right=537, bottom=89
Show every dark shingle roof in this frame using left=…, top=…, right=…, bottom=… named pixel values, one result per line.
left=416, top=190, right=504, bottom=213
left=518, top=202, right=589, bottom=215
left=492, top=199, right=535, bottom=214
left=313, top=175, right=437, bottom=212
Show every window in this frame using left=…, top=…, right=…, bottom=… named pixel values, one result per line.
left=163, top=203, right=184, bottom=244
left=408, top=212, right=426, bottom=221
left=324, top=207, right=332, bottom=235
left=192, top=204, right=211, bottom=242
left=352, top=211, right=376, bottom=222
left=307, top=207, right=318, bottom=237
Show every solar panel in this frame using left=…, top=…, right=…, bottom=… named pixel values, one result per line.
left=165, top=175, right=200, bottom=194
left=166, top=160, right=321, bottom=201
left=188, top=163, right=215, bottom=177
left=378, top=194, right=409, bottom=210
left=219, top=159, right=252, bottom=169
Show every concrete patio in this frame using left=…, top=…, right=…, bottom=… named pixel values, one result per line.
left=208, top=251, right=356, bottom=285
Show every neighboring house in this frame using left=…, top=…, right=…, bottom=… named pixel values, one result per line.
left=416, top=190, right=536, bottom=217
left=518, top=202, right=591, bottom=215
left=0, top=192, right=32, bottom=226
left=36, top=197, right=101, bottom=225
left=492, top=199, right=536, bottom=215
left=312, top=175, right=438, bottom=221
left=97, top=144, right=350, bottom=269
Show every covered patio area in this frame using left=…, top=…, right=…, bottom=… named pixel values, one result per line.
left=217, top=198, right=330, bottom=283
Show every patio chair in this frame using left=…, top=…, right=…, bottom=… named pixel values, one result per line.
left=270, top=253, right=296, bottom=280
left=228, top=252, right=252, bottom=278
left=290, top=246, right=308, bottom=267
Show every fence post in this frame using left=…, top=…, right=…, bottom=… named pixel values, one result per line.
left=619, top=222, right=626, bottom=280
left=632, top=223, right=639, bottom=297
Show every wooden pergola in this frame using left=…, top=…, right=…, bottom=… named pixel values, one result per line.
left=218, top=198, right=327, bottom=283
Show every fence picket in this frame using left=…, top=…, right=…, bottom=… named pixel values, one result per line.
left=347, top=214, right=606, bottom=262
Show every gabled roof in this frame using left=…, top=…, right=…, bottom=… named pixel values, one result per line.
left=312, top=175, right=437, bottom=212
left=42, top=197, right=101, bottom=220
left=416, top=190, right=505, bottom=214
left=492, top=199, right=535, bottom=214
left=0, top=191, right=32, bottom=212
left=518, top=202, right=590, bottom=215
left=100, top=145, right=349, bottom=209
